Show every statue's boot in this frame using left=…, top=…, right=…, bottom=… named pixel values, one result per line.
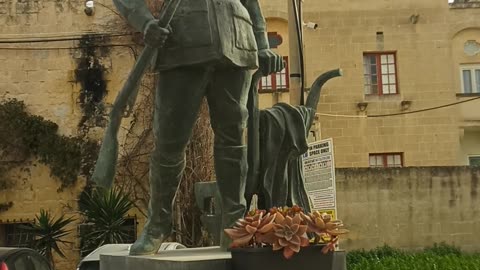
left=129, top=160, right=185, bottom=255
left=214, top=145, right=248, bottom=250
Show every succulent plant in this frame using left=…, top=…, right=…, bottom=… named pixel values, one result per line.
left=224, top=206, right=349, bottom=259
left=271, top=213, right=309, bottom=259
left=224, top=210, right=276, bottom=247
left=300, top=210, right=349, bottom=253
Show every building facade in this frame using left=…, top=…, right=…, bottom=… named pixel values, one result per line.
left=259, top=0, right=480, bottom=168
left=0, top=1, right=144, bottom=269
left=1, top=0, right=480, bottom=268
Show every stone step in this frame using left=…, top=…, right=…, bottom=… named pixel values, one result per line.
left=100, top=246, right=347, bottom=270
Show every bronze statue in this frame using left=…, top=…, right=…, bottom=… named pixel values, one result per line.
left=106, top=0, right=284, bottom=255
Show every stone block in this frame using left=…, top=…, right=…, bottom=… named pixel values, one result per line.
left=100, top=247, right=347, bottom=270
left=8, top=71, right=28, bottom=83
left=325, top=128, right=344, bottom=137
left=27, top=70, right=48, bottom=82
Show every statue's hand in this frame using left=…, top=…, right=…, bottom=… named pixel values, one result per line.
left=258, top=49, right=285, bottom=76
left=143, top=19, right=170, bottom=48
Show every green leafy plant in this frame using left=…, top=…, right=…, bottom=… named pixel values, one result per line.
left=347, top=244, right=480, bottom=270
left=224, top=206, right=349, bottom=259
left=22, top=209, right=74, bottom=267
left=79, top=187, right=134, bottom=255
left=424, top=242, right=462, bottom=256
left=0, top=99, right=99, bottom=188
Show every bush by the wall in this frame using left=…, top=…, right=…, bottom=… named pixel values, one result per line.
left=347, top=244, right=480, bottom=270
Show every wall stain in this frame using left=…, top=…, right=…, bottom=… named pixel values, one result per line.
left=379, top=176, right=393, bottom=190
left=472, top=171, right=478, bottom=199
left=74, top=35, right=110, bottom=133
left=448, top=170, right=457, bottom=207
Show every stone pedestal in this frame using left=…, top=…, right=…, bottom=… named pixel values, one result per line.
left=100, top=246, right=347, bottom=270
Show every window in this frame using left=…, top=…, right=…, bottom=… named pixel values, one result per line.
left=469, top=156, right=480, bottom=166
left=0, top=223, right=35, bottom=247
left=369, top=153, right=403, bottom=168
left=363, top=52, right=398, bottom=95
left=267, top=32, right=283, bottom=49
left=259, top=56, right=289, bottom=92
left=460, top=65, right=480, bottom=94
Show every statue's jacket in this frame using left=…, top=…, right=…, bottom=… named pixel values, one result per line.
left=113, top=0, right=269, bottom=70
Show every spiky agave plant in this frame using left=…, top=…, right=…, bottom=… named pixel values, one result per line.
left=79, top=187, right=133, bottom=255
left=22, top=209, right=74, bottom=267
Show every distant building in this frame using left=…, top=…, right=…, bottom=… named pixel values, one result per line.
left=260, top=0, right=480, bottom=167
left=1, top=1, right=480, bottom=268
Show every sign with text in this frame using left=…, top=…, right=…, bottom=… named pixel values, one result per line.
left=302, top=138, right=337, bottom=219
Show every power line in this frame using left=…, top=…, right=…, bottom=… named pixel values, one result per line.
left=0, top=33, right=134, bottom=44
left=0, top=31, right=129, bottom=38
left=292, top=0, right=305, bottom=106
left=316, top=113, right=365, bottom=118
left=316, top=96, right=480, bottom=118
left=0, top=44, right=136, bottom=50
left=369, top=96, right=480, bottom=118
left=0, top=44, right=138, bottom=60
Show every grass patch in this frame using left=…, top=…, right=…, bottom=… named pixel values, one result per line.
left=347, top=243, right=480, bottom=270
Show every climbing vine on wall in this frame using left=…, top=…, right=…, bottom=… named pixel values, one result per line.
left=0, top=99, right=99, bottom=189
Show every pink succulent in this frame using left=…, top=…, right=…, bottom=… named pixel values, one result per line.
left=271, top=213, right=309, bottom=259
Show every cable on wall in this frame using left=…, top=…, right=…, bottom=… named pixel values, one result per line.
left=0, top=33, right=134, bottom=44
left=315, top=96, right=480, bottom=118
left=292, top=0, right=305, bottom=106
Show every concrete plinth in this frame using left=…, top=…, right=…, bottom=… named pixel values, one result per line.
left=100, top=246, right=347, bottom=270
left=100, top=247, right=231, bottom=270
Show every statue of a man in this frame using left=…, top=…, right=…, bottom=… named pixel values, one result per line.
left=112, top=0, right=284, bottom=255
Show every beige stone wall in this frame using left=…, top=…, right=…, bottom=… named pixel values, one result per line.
left=1, top=0, right=479, bottom=268
left=0, top=0, right=136, bottom=136
left=460, top=130, right=480, bottom=164
left=0, top=163, right=86, bottom=270
left=0, top=0, right=142, bottom=269
left=336, top=166, right=480, bottom=252
left=260, top=0, right=480, bottom=167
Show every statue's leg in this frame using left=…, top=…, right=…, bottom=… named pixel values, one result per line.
left=130, top=66, right=212, bottom=255
left=206, top=67, right=252, bottom=250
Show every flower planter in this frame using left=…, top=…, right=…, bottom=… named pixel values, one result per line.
left=230, top=245, right=334, bottom=270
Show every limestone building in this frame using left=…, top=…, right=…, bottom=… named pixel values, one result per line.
left=0, top=1, right=143, bottom=269
left=259, top=0, right=480, bottom=168
left=1, top=0, right=480, bottom=268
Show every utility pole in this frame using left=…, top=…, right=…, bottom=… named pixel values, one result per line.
left=288, top=0, right=303, bottom=106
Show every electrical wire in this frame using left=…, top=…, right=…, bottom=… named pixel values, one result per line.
left=292, top=0, right=306, bottom=106
left=369, top=96, right=480, bottom=118
left=316, top=112, right=366, bottom=118
left=315, top=96, right=480, bottom=118
left=298, top=0, right=305, bottom=106
left=0, top=31, right=102, bottom=38
left=0, top=31, right=130, bottom=39
left=0, top=44, right=138, bottom=60
left=0, top=33, right=134, bottom=44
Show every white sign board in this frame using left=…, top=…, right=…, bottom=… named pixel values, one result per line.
left=302, top=138, right=337, bottom=219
